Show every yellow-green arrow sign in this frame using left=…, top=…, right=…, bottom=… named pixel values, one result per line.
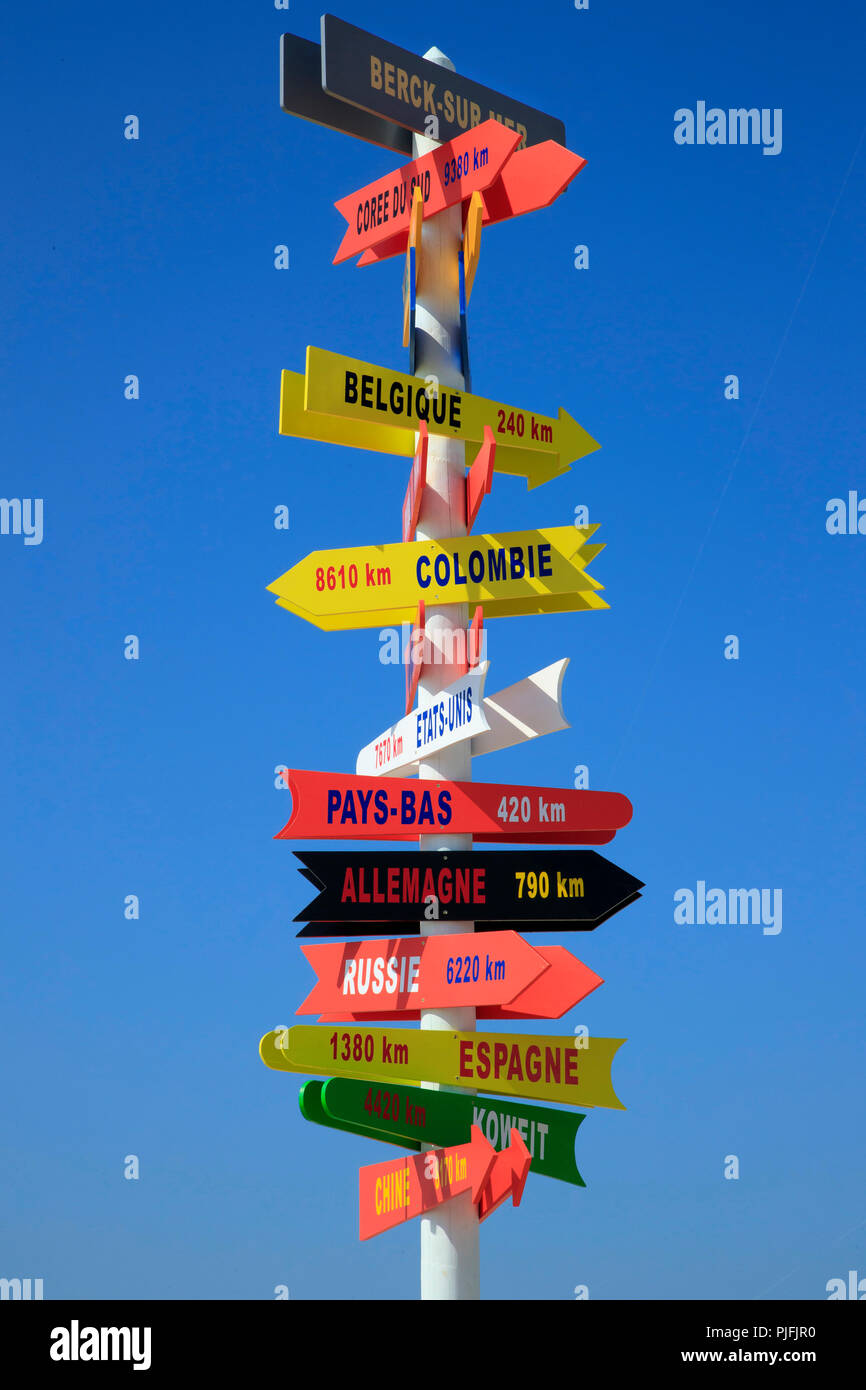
left=267, top=525, right=606, bottom=630
left=279, top=347, right=600, bottom=490
left=260, top=1024, right=624, bottom=1110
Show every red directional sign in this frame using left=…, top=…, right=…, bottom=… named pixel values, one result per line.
left=359, top=1124, right=496, bottom=1240
left=357, top=141, right=587, bottom=267
left=296, top=931, right=600, bottom=1019
left=334, top=119, right=520, bottom=264
left=478, top=141, right=586, bottom=227
left=315, top=944, right=603, bottom=1023
left=466, top=428, right=495, bottom=533
left=478, top=1128, right=531, bottom=1222
left=276, top=769, right=633, bottom=844
left=401, top=422, right=427, bottom=543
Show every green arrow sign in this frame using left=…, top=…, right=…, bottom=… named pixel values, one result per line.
left=298, top=1079, right=421, bottom=1152
left=321, top=1077, right=586, bottom=1186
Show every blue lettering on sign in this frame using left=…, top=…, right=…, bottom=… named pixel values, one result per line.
left=487, top=549, right=506, bottom=582
left=412, top=685, right=476, bottom=751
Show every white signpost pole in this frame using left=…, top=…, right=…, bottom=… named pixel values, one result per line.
left=413, top=46, right=480, bottom=1302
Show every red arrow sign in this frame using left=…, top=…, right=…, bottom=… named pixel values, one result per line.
left=478, top=141, right=586, bottom=227
left=297, top=930, right=551, bottom=1017
left=277, top=769, right=633, bottom=844
left=357, top=141, right=586, bottom=267
left=311, top=944, right=604, bottom=1023
left=477, top=1127, right=531, bottom=1223
left=484, top=945, right=602, bottom=1019
left=359, top=1125, right=496, bottom=1240
left=334, top=120, right=521, bottom=264
left=401, top=421, right=428, bottom=543
left=466, top=428, right=495, bottom=533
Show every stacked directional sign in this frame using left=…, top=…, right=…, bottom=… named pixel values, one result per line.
left=261, top=17, right=642, bottom=1267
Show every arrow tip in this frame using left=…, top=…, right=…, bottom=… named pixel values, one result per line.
left=558, top=408, right=602, bottom=466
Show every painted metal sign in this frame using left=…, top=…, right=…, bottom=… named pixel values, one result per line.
left=320, top=15, right=566, bottom=150
left=310, top=945, right=603, bottom=1023
left=279, top=32, right=412, bottom=153
left=276, top=769, right=633, bottom=844
left=260, top=1025, right=625, bottom=1109
left=318, top=1078, right=586, bottom=1185
left=478, top=1130, right=532, bottom=1223
left=358, top=1125, right=498, bottom=1240
left=295, top=930, right=601, bottom=1020
left=471, top=657, right=570, bottom=758
left=266, top=526, right=606, bottom=631
left=333, top=120, right=520, bottom=263
left=401, top=422, right=427, bottom=543
left=278, top=365, right=596, bottom=491
left=303, top=346, right=600, bottom=487
left=294, top=848, right=644, bottom=924
left=356, top=665, right=491, bottom=778
left=298, top=1078, right=419, bottom=1152
left=359, top=140, right=587, bottom=268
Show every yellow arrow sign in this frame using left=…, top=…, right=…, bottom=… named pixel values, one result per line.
left=260, top=1025, right=625, bottom=1111
left=278, top=349, right=600, bottom=491
left=280, top=369, right=413, bottom=459
left=304, top=346, right=599, bottom=490
left=267, top=525, right=606, bottom=630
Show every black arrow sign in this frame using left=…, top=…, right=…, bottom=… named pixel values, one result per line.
left=294, top=898, right=641, bottom=939
left=280, top=32, right=413, bottom=153
left=293, top=850, right=643, bottom=927
left=320, top=15, right=566, bottom=151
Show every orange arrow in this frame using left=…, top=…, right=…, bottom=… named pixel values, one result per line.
left=313, top=945, right=604, bottom=1024
left=490, top=946, right=603, bottom=1020
left=359, top=1124, right=496, bottom=1240
left=334, top=120, right=520, bottom=264
left=296, top=931, right=551, bottom=1017
left=357, top=142, right=586, bottom=267
left=466, top=427, right=495, bottom=533
left=477, top=1126, right=532, bottom=1223
left=479, top=142, right=586, bottom=226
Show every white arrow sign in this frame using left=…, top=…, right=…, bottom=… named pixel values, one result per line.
left=356, top=665, right=491, bottom=778
left=357, top=659, right=570, bottom=778
left=471, top=658, right=570, bottom=758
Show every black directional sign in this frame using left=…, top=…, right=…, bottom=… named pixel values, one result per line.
left=280, top=32, right=413, bottom=153
left=320, top=15, right=566, bottom=151
left=293, top=850, right=643, bottom=928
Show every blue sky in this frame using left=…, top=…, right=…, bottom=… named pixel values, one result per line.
left=1, top=0, right=864, bottom=1300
